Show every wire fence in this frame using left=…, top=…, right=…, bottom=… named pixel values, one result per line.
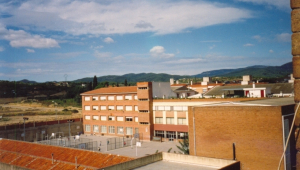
left=37, top=136, right=97, bottom=151
left=107, top=133, right=142, bottom=151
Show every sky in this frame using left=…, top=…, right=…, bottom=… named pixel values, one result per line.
left=0, top=0, right=292, bottom=82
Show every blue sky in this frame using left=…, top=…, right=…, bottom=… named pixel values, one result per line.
left=0, top=0, right=292, bottom=82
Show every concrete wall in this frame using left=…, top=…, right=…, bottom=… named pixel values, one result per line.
left=188, top=105, right=295, bottom=170
left=0, top=119, right=83, bottom=142
left=0, top=162, right=30, bottom=170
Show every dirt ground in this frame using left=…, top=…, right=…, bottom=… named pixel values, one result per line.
left=0, top=102, right=82, bottom=125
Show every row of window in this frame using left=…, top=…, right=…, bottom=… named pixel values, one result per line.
left=85, top=115, right=138, bottom=122
left=85, top=125, right=138, bottom=135
left=85, top=95, right=138, bottom=101
left=155, top=117, right=187, bottom=125
left=153, top=106, right=188, bottom=111
left=155, top=130, right=188, bottom=139
left=84, top=105, right=138, bottom=111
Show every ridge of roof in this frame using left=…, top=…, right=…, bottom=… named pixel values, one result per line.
left=81, top=86, right=137, bottom=95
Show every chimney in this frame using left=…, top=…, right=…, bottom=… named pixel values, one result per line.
left=176, top=80, right=179, bottom=84
left=191, top=80, right=193, bottom=85
left=170, top=78, right=174, bottom=85
left=253, top=82, right=255, bottom=88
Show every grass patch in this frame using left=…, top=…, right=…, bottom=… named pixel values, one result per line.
left=41, top=98, right=81, bottom=108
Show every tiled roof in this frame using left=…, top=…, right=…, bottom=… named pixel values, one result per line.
left=0, top=139, right=134, bottom=170
left=81, top=86, right=137, bottom=95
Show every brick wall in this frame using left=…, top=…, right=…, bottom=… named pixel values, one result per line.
left=188, top=105, right=295, bottom=170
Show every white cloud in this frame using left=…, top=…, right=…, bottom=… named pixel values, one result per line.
left=94, top=51, right=112, bottom=58
left=91, top=45, right=104, bottom=49
left=276, top=33, right=291, bottom=42
left=209, top=45, right=216, bottom=50
left=150, top=46, right=174, bottom=58
left=1, top=0, right=252, bottom=35
left=103, top=37, right=114, bottom=44
left=0, top=46, right=4, bottom=52
left=269, top=49, right=274, bottom=53
left=26, top=49, right=35, bottom=53
left=237, top=0, right=290, bottom=11
left=0, top=25, right=59, bottom=48
left=244, top=43, right=254, bottom=47
left=162, top=58, right=204, bottom=64
left=252, top=35, right=262, bottom=42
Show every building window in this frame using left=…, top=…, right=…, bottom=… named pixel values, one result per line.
left=92, top=106, right=99, bottom=110
left=135, top=106, right=138, bottom=111
left=85, top=125, right=91, bottom=132
left=92, top=96, right=98, bottom=101
left=101, top=126, right=107, bottom=133
left=84, top=97, right=90, bottom=101
left=117, top=106, right=123, bottom=111
left=92, top=116, right=99, bottom=120
left=155, top=117, right=163, bottom=124
left=178, top=118, right=186, bottom=125
left=117, top=116, right=124, bottom=121
left=108, top=116, right=115, bottom=121
left=166, top=118, right=174, bottom=124
left=100, top=106, right=106, bottom=110
left=85, top=115, right=91, bottom=120
left=108, top=96, right=114, bottom=101
left=139, top=110, right=149, bottom=113
left=139, top=99, right=148, bottom=101
left=125, top=106, right=132, bottom=111
left=100, top=96, right=106, bottom=100
left=126, top=127, right=133, bottom=135
left=134, top=95, right=138, bottom=100
left=182, top=106, right=188, bottom=111
left=177, top=132, right=188, bottom=139
left=125, top=95, right=132, bottom=100
left=165, top=106, right=171, bottom=111
left=108, top=106, right=114, bottom=110
left=126, top=117, right=133, bottom=122
left=93, top=125, right=99, bottom=133
left=140, top=122, right=149, bottom=125
left=117, top=127, right=124, bottom=134
left=109, top=126, right=115, bottom=134
left=174, top=106, right=183, bottom=111
left=155, top=130, right=164, bottom=138
left=138, top=87, right=147, bottom=90
left=116, top=95, right=123, bottom=100
left=100, top=116, right=107, bottom=121
left=135, top=128, right=139, bottom=134
left=135, top=117, right=138, bottom=122
left=85, top=106, right=91, bottom=111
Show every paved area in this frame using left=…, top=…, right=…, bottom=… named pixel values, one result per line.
left=82, top=135, right=182, bottom=158
left=134, top=161, right=218, bottom=170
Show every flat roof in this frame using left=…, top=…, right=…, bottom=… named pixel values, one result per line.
left=134, top=160, right=218, bottom=170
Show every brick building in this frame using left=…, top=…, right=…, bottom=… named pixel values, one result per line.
left=188, top=98, right=296, bottom=170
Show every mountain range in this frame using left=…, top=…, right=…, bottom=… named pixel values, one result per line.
left=18, top=61, right=293, bottom=83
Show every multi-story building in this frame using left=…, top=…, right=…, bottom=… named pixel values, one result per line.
left=81, top=82, right=153, bottom=140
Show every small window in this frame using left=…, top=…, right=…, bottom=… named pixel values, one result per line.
left=140, top=122, right=149, bottom=125
left=116, top=96, right=123, bottom=100
left=100, top=116, right=107, bottom=121
left=92, top=96, right=98, bottom=101
left=155, top=117, right=163, bottom=124
left=100, top=96, right=106, bottom=100
left=117, top=116, right=124, bottom=121
left=92, top=106, right=99, bottom=110
left=166, top=118, right=174, bottom=124
left=92, top=116, right=99, bottom=120
left=165, top=106, right=171, bottom=111
left=93, top=125, right=99, bottom=132
left=135, top=117, right=138, bottom=122
left=174, top=106, right=183, bottom=111
left=117, top=127, right=124, bottom=134
left=108, top=116, right=115, bottom=121
left=117, top=106, right=123, bottom=111
left=100, top=106, right=106, bottom=110
left=158, top=106, right=164, bottom=111
left=108, top=96, right=114, bottom=100
left=178, top=118, right=186, bottom=125
left=139, top=110, right=149, bottom=113
left=85, top=115, right=91, bottom=120
left=135, top=105, right=138, bottom=111
left=85, top=125, right=91, bottom=132
left=125, top=95, right=132, bottom=100
left=126, top=127, right=133, bottom=135
left=125, top=106, right=132, bottom=111
left=85, top=106, right=91, bottom=111
left=108, top=106, right=114, bottom=110
left=101, top=125, right=107, bottom=133
left=182, top=106, right=188, bottom=111
left=84, top=97, right=90, bottom=101
left=126, top=117, right=133, bottom=122
left=138, top=87, right=148, bottom=90
left=109, top=126, right=115, bottom=134
left=139, top=99, right=148, bottom=101
left=134, top=95, right=138, bottom=100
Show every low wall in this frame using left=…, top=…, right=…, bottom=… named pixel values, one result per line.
left=103, top=152, right=163, bottom=170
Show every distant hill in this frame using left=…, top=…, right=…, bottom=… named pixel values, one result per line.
left=72, top=62, right=292, bottom=83
left=73, top=73, right=192, bottom=83
left=194, top=62, right=292, bottom=78
left=18, top=79, right=38, bottom=84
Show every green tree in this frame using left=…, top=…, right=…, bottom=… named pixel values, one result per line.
left=176, top=138, right=189, bottom=154
left=93, top=75, right=98, bottom=89
left=124, top=79, right=128, bottom=86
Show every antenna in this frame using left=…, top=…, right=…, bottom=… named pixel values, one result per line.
left=64, top=74, right=68, bottom=82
